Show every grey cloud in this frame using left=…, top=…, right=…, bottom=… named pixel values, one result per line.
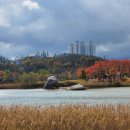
left=0, top=0, right=130, bottom=58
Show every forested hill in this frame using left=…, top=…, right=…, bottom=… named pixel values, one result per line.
left=21, top=54, right=104, bottom=73
left=0, top=54, right=104, bottom=74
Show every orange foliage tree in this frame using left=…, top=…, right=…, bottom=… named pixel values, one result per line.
left=77, top=60, right=130, bottom=80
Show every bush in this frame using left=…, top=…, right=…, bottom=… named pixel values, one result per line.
left=19, top=70, right=50, bottom=87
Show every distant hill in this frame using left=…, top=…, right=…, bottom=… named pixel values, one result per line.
left=0, top=54, right=104, bottom=74
left=21, top=54, right=104, bottom=74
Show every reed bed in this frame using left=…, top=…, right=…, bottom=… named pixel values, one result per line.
left=0, top=105, right=130, bottom=130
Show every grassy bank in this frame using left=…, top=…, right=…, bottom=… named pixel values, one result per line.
left=0, top=79, right=130, bottom=89
left=0, top=82, right=44, bottom=89
left=0, top=105, right=130, bottom=130
left=59, top=80, right=130, bottom=89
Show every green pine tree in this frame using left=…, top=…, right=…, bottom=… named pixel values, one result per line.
left=80, top=70, right=87, bottom=80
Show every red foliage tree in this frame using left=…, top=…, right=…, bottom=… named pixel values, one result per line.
left=77, top=60, right=130, bottom=80
left=0, top=71, right=4, bottom=79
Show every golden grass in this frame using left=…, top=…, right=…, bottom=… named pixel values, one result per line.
left=60, top=80, right=117, bottom=88
left=61, top=79, right=130, bottom=88
left=0, top=82, right=44, bottom=89
left=126, top=78, right=130, bottom=83
left=0, top=105, right=130, bottom=130
left=0, top=83, right=19, bottom=89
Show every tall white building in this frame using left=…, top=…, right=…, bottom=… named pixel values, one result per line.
left=69, top=41, right=96, bottom=56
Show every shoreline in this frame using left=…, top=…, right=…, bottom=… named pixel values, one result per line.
left=0, top=80, right=130, bottom=90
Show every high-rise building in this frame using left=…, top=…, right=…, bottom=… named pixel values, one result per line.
left=70, top=43, right=74, bottom=54
left=69, top=41, right=96, bottom=56
left=76, top=41, right=79, bottom=54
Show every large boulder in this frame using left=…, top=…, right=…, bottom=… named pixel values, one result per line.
left=68, top=84, right=85, bottom=90
left=44, top=76, right=58, bottom=89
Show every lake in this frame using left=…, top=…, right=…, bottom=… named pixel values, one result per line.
left=0, top=87, right=130, bottom=106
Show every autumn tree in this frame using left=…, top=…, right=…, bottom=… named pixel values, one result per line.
left=77, top=60, right=130, bottom=81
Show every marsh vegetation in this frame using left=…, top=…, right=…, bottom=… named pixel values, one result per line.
left=0, top=105, right=130, bottom=130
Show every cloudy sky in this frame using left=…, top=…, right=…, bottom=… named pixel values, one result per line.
left=0, top=0, right=130, bottom=59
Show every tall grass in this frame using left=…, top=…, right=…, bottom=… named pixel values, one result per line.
left=0, top=105, right=130, bottom=130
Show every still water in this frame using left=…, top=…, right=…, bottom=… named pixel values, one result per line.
left=0, top=87, right=130, bottom=106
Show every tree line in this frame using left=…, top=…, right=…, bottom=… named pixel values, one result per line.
left=0, top=53, right=103, bottom=84
left=77, top=60, right=130, bottom=81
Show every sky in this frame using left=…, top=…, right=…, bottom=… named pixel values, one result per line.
left=0, top=0, right=130, bottom=59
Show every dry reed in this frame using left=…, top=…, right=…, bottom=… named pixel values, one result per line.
left=0, top=104, right=130, bottom=130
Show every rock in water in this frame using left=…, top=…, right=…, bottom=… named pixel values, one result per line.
left=44, top=76, right=58, bottom=89
left=69, top=84, right=85, bottom=90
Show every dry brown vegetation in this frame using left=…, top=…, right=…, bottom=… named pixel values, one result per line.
left=0, top=83, right=19, bottom=89
left=126, top=78, right=130, bottom=83
left=0, top=79, right=130, bottom=89
left=0, top=82, right=44, bottom=89
left=60, top=79, right=130, bottom=89
left=0, top=105, right=130, bottom=130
